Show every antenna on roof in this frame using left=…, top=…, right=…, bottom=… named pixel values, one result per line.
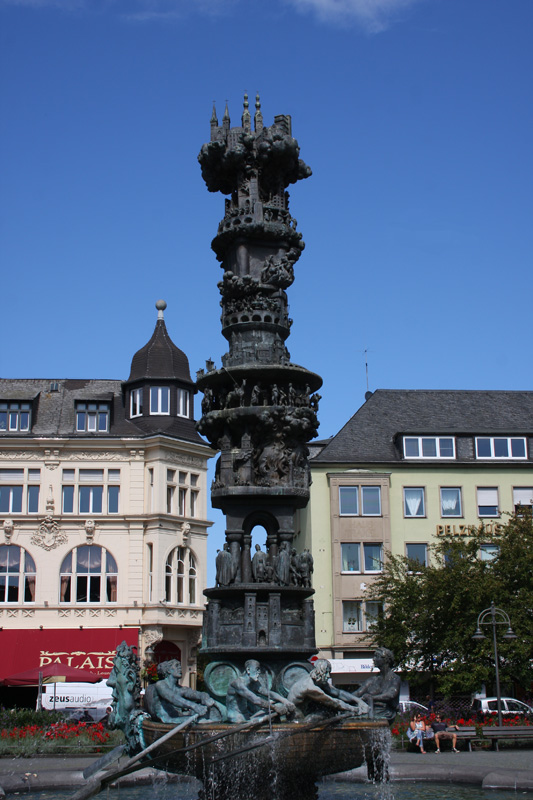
left=362, top=347, right=373, bottom=401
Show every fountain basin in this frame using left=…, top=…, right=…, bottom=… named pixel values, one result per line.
left=141, top=718, right=390, bottom=799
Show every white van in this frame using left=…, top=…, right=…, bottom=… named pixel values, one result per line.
left=41, top=680, right=112, bottom=722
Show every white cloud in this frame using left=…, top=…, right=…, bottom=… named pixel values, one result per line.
left=0, top=0, right=423, bottom=30
left=284, top=0, right=424, bottom=32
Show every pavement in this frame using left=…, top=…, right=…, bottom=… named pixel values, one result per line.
left=0, top=747, right=532, bottom=795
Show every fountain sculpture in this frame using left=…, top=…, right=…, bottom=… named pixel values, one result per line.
left=106, top=97, right=396, bottom=800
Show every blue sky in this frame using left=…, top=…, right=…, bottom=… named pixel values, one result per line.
left=1, top=0, right=532, bottom=578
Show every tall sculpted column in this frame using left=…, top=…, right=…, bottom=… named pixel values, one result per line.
left=197, top=95, right=322, bottom=667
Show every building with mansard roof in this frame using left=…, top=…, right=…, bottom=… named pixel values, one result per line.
left=0, top=301, right=214, bottom=699
left=297, top=389, right=533, bottom=691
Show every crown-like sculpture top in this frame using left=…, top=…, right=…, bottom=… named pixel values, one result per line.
left=199, top=94, right=312, bottom=197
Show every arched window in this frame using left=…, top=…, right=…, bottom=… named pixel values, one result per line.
left=60, top=545, right=117, bottom=603
left=165, top=547, right=197, bottom=605
left=0, top=545, right=36, bottom=603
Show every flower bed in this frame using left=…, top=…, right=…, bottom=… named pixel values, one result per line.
left=0, top=717, right=122, bottom=756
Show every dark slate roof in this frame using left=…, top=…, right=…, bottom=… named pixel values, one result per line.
left=314, top=390, right=533, bottom=464
left=127, top=319, right=193, bottom=385
left=0, top=378, right=206, bottom=445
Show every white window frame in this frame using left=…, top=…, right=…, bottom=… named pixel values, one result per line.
left=0, top=485, right=23, bottom=513
left=341, top=542, right=361, bottom=573
left=59, top=545, right=117, bottom=604
left=364, top=601, right=383, bottom=631
left=130, top=388, right=143, bottom=418
left=440, top=487, right=462, bottom=518
left=165, top=547, right=197, bottom=606
left=403, top=436, right=456, bottom=459
left=480, top=544, right=499, bottom=562
left=513, top=487, right=533, bottom=513
left=477, top=487, right=499, bottom=518
left=177, top=388, right=190, bottom=418
left=150, top=386, right=170, bottom=415
left=342, top=600, right=363, bottom=633
left=339, top=486, right=382, bottom=517
left=76, top=402, right=110, bottom=433
left=0, top=402, right=31, bottom=432
left=475, top=437, right=528, bottom=460
left=0, top=545, right=36, bottom=603
left=363, top=542, right=383, bottom=573
left=403, top=487, right=426, bottom=518
left=61, top=469, right=120, bottom=514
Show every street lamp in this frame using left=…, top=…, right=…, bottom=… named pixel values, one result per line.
left=472, top=601, right=517, bottom=726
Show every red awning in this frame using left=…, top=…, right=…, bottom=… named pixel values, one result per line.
left=3, top=663, right=102, bottom=686
left=0, top=628, right=139, bottom=683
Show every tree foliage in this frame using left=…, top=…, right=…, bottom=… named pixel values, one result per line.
left=368, top=515, right=533, bottom=696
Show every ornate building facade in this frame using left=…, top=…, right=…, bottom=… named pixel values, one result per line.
left=0, top=302, right=213, bottom=689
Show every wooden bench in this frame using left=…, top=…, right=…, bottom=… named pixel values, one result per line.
left=482, top=725, right=533, bottom=751
left=405, top=726, right=478, bottom=752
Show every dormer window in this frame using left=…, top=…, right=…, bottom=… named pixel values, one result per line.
left=177, top=388, right=190, bottom=418
left=76, top=402, right=109, bottom=433
left=150, top=387, right=170, bottom=415
left=0, top=402, right=31, bottom=432
left=475, top=437, right=527, bottom=460
left=403, top=436, right=455, bottom=459
left=130, top=388, right=143, bottom=418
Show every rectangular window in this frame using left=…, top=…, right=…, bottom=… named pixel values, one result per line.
left=403, top=436, right=455, bottom=459
left=480, top=544, right=499, bottom=561
left=440, top=487, right=462, bottom=517
left=108, top=485, right=119, bottom=514
left=343, top=601, right=363, bottom=632
left=404, top=487, right=425, bottom=517
left=513, top=487, right=533, bottom=514
left=475, top=437, right=527, bottom=460
left=27, top=485, right=40, bottom=513
left=339, top=486, right=381, bottom=516
left=339, top=486, right=358, bottom=515
left=365, top=601, right=382, bottom=630
left=150, top=386, right=170, bottom=415
left=167, top=485, right=175, bottom=514
left=76, top=402, right=109, bottom=433
left=79, top=486, right=103, bottom=514
left=0, top=486, right=23, bottom=513
left=477, top=487, right=499, bottom=517
left=148, top=468, right=154, bottom=512
left=62, top=485, right=74, bottom=513
left=177, top=389, right=190, bottom=418
left=0, top=402, right=31, bottom=432
left=178, top=488, right=187, bottom=516
left=363, top=543, right=382, bottom=572
left=179, top=471, right=187, bottom=485
left=341, top=543, right=360, bottom=572
left=130, top=389, right=143, bottom=418
left=361, top=486, right=381, bottom=516
left=190, top=474, right=199, bottom=487
left=147, top=542, right=153, bottom=602
left=190, top=491, right=198, bottom=517
left=406, top=543, right=428, bottom=568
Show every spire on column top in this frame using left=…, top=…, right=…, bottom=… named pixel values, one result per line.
left=222, top=101, right=230, bottom=131
left=242, top=92, right=251, bottom=132
left=254, top=93, right=263, bottom=132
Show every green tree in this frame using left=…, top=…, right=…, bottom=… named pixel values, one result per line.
left=368, top=515, right=533, bottom=696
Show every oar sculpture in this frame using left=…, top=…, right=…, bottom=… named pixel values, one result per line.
left=69, top=712, right=281, bottom=800
left=70, top=715, right=198, bottom=800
